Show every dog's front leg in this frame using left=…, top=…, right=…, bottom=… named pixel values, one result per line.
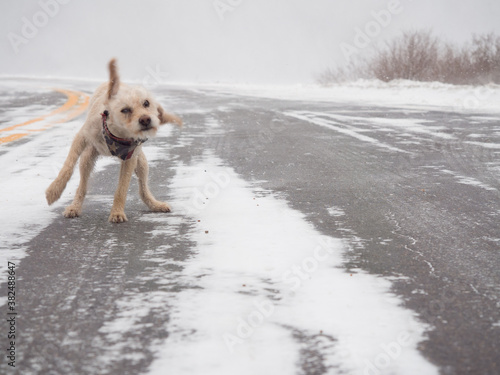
left=109, top=157, right=138, bottom=223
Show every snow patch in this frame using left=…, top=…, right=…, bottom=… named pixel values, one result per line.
left=285, top=111, right=408, bottom=153
left=327, top=206, right=345, bottom=217
left=465, top=141, right=500, bottom=149
left=321, top=113, right=455, bottom=140
left=146, top=153, right=438, bottom=375
left=192, top=80, right=500, bottom=114
left=441, top=169, right=497, bottom=191
left=0, top=117, right=82, bottom=294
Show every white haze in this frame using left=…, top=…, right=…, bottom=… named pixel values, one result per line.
left=1, top=0, right=500, bottom=84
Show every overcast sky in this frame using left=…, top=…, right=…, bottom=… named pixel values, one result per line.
left=1, top=0, right=500, bottom=84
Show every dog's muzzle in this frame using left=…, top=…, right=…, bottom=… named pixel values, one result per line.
left=139, top=115, right=152, bottom=130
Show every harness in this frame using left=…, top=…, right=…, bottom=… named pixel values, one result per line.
left=101, top=110, right=147, bottom=161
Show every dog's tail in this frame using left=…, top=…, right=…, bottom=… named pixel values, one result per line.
left=46, top=132, right=87, bottom=205
left=107, top=58, right=120, bottom=99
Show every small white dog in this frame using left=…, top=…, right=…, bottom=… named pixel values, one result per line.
left=46, top=59, right=182, bottom=223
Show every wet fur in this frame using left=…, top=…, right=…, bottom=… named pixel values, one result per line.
left=46, top=59, right=182, bottom=223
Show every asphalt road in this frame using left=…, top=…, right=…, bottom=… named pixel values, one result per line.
left=1, top=85, right=500, bottom=374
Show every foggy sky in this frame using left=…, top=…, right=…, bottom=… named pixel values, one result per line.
left=1, top=0, right=500, bottom=84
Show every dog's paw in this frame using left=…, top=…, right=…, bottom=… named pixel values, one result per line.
left=46, top=184, right=62, bottom=205
left=63, top=206, right=81, bottom=218
left=150, top=201, right=171, bottom=213
left=109, top=211, right=128, bottom=223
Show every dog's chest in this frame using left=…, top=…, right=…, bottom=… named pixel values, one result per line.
left=94, top=137, right=112, bottom=157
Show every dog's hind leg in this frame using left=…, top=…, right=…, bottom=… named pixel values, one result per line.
left=135, top=149, right=171, bottom=213
left=63, top=145, right=99, bottom=218
left=46, top=132, right=87, bottom=205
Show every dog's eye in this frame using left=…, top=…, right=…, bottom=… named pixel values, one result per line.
left=143, top=100, right=150, bottom=108
left=121, top=108, right=132, bottom=114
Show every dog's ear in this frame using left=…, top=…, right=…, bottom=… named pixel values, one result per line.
left=158, top=104, right=183, bottom=127
left=107, top=58, right=120, bottom=99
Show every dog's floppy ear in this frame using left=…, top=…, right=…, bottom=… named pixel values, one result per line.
left=107, top=58, right=120, bottom=99
left=158, top=104, right=183, bottom=127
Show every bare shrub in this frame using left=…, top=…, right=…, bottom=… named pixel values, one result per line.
left=469, top=33, right=500, bottom=83
left=436, top=43, right=473, bottom=84
left=318, top=31, right=500, bottom=85
left=371, top=30, right=439, bottom=82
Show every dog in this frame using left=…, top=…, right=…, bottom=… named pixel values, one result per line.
left=46, top=59, right=182, bottom=223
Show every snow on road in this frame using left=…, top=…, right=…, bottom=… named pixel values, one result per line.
left=143, top=152, right=437, bottom=375
left=0, top=97, right=85, bottom=297
left=200, top=79, right=500, bottom=114
left=284, top=111, right=409, bottom=153
left=3, top=78, right=500, bottom=374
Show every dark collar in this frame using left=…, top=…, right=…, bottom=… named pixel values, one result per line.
left=101, top=110, right=147, bottom=161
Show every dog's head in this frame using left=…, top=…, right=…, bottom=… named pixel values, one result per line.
left=104, top=59, right=182, bottom=140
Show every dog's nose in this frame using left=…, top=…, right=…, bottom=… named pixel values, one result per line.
left=139, top=115, right=151, bottom=130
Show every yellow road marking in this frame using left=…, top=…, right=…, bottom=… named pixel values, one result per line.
left=0, top=134, right=28, bottom=143
left=0, top=88, right=89, bottom=145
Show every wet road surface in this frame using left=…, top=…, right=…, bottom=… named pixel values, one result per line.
left=1, top=82, right=499, bottom=374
